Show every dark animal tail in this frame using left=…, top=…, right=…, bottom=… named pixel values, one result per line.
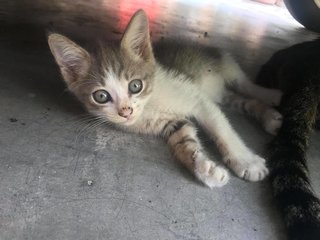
left=269, top=86, right=320, bottom=240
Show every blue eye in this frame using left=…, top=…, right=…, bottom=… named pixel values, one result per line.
left=92, top=90, right=111, bottom=104
left=129, top=79, right=143, bottom=94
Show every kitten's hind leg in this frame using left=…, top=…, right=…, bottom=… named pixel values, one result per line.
left=235, top=78, right=282, bottom=107
left=221, top=91, right=283, bottom=135
left=162, top=119, right=229, bottom=188
left=221, top=54, right=282, bottom=106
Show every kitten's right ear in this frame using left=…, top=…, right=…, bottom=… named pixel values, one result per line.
left=48, top=33, right=91, bottom=85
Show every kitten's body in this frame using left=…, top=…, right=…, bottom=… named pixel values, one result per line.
left=256, top=38, right=320, bottom=240
left=48, top=10, right=282, bottom=188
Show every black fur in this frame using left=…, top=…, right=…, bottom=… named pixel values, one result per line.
left=256, top=38, right=320, bottom=240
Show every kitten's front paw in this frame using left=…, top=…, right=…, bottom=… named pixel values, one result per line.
left=225, top=154, right=269, bottom=182
left=194, top=151, right=229, bottom=188
left=263, top=108, right=283, bottom=135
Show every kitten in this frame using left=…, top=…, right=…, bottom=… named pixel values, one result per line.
left=256, top=39, right=320, bottom=240
left=48, top=9, right=282, bottom=188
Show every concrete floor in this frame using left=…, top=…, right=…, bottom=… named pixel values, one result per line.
left=0, top=0, right=319, bottom=239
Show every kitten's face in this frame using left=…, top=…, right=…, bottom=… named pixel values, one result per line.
left=80, top=49, right=155, bottom=125
left=48, top=10, right=155, bottom=126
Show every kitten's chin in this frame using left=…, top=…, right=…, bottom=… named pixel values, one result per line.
left=104, top=115, right=138, bottom=126
left=121, top=116, right=137, bottom=126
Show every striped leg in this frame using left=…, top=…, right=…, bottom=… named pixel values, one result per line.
left=161, top=119, right=229, bottom=188
left=221, top=91, right=283, bottom=135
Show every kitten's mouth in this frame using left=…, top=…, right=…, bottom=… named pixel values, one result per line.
left=122, top=115, right=136, bottom=125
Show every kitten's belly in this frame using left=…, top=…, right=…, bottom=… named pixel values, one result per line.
left=149, top=71, right=226, bottom=115
left=199, top=72, right=226, bottom=103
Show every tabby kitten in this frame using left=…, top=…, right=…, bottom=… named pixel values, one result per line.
left=256, top=39, right=320, bottom=240
left=48, top=10, right=282, bottom=188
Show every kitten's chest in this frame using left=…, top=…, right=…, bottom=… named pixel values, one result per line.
left=147, top=77, right=201, bottom=116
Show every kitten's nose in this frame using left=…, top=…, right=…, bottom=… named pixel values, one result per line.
left=118, top=106, right=133, bottom=118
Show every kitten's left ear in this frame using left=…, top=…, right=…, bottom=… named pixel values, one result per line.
left=120, top=9, right=154, bottom=63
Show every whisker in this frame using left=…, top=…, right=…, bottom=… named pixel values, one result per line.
left=72, top=115, right=110, bottom=145
left=66, top=114, right=99, bottom=126
left=73, top=120, right=97, bottom=145
left=71, top=115, right=100, bottom=143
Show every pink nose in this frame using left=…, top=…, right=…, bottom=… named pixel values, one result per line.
left=118, top=106, right=133, bottom=118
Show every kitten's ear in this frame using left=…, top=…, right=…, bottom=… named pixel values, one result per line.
left=48, top=33, right=91, bottom=85
left=120, top=10, right=154, bottom=62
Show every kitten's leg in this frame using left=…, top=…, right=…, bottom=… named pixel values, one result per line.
left=235, top=78, right=282, bottom=107
left=195, top=100, right=269, bottom=181
left=221, top=92, right=283, bottom=135
left=221, top=54, right=282, bottom=106
left=161, top=119, right=229, bottom=188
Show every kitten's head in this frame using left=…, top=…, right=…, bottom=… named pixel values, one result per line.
left=48, top=10, right=155, bottom=126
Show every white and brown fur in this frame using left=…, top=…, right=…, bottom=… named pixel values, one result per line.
left=48, top=10, right=283, bottom=188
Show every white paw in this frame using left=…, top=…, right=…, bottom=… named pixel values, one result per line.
left=194, top=151, right=229, bottom=188
left=224, top=153, right=269, bottom=182
left=262, top=108, right=283, bottom=135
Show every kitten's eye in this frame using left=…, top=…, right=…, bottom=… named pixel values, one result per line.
left=92, top=90, right=111, bottom=104
left=128, top=79, right=143, bottom=94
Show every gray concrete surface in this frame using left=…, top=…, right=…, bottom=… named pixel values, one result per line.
left=0, top=0, right=319, bottom=239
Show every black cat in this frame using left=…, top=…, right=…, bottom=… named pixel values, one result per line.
left=256, top=38, right=320, bottom=240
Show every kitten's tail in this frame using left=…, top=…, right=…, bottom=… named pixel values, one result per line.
left=269, top=86, right=320, bottom=240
